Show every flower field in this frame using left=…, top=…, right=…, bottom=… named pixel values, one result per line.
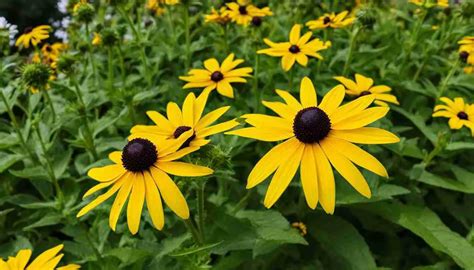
left=1, top=0, right=474, bottom=269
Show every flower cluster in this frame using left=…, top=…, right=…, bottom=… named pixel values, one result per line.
left=459, top=36, right=474, bottom=74
left=205, top=1, right=272, bottom=27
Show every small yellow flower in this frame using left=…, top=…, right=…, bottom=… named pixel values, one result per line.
left=15, top=25, right=51, bottom=49
left=258, top=24, right=331, bottom=71
left=92, top=32, right=101, bottom=46
left=0, top=244, right=80, bottom=270
left=73, top=0, right=88, bottom=13
left=464, top=66, right=474, bottom=74
left=159, top=0, right=179, bottom=5
left=334, top=74, right=399, bottom=106
left=224, top=2, right=273, bottom=26
left=77, top=133, right=213, bottom=235
left=409, top=0, right=448, bottom=8
left=458, top=36, right=474, bottom=65
left=131, top=90, right=239, bottom=148
left=306, top=11, right=355, bottom=30
left=179, top=53, right=253, bottom=98
left=292, top=222, right=308, bottom=236
left=147, top=0, right=166, bottom=16
left=433, top=97, right=474, bottom=136
left=204, top=7, right=231, bottom=24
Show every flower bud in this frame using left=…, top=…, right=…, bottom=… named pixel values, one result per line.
left=21, top=63, right=50, bottom=90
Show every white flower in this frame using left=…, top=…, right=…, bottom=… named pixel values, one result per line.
left=57, top=0, right=69, bottom=14
left=54, top=29, right=68, bottom=42
left=0, top=17, right=18, bottom=46
left=61, top=17, right=71, bottom=28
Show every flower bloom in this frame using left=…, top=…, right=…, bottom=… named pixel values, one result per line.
left=0, top=244, right=80, bottom=270
left=77, top=132, right=213, bottom=235
left=306, top=11, right=355, bottom=30
left=409, top=0, right=448, bottom=8
left=458, top=36, right=474, bottom=66
left=224, top=2, right=272, bottom=26
left=227, top=77, right=399, bottom=212
left=0, top=17, right=18, bottom=46
left=433, top=97, right=474, bottom=136
left=15, top=25, right=51, bottom=49
left=258, top=24, right=331, bottom=71
left=334, top=74, right=399, bottom=106
left=204, top=7, right=231, bottom=24
left=131, top=90, right=239, bottom=148
left=147, top=0, right=166, bottom=16
left=179, top=53, right=252, bottom=98
left=92, top=32, right=101, bottom=46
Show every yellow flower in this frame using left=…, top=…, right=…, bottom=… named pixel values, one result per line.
left=204, top=7, right=231, bottom=24
left=458, top=36, right=474, bottom=65
left=159, top=0, right=179, bottom=5
left=224, top=2, right=273, bottom=26
left=291, top=222, right=307, bottom=236
left=15, top=25, right=51, bottom=49
left=333, top=74, right=399, bottom=106
left=0, top=244, right=80, bottom=270
left=226, top=77, right=399, bottom=212
left=73, top=0, right=88, bottom=13
left=147, top=0, right=166, bottom=16
left=409, top=0, right=448, bottom=8
left=92, top=32, right=101, bottom=46
left=257, top=24, right=331, bottom=72
left=306, top=11, right=355, bottom=30
left=433, top=97, right=474, bottom=136
left=464, top=66, right=474, bottom=74
left=131, top=91, right=239, bottom=148
left=77, top=133, right=213, bottom=235
left=179, top=53, right=253, bottom=98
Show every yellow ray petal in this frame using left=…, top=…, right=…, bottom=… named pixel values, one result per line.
left=281, top=54, right=296, bottom=71
left=167, top=102, right=183, bottom=127
left=195, top=106, right=231, bottom=130
left=313, top=143, right=335, bottom=214
left=204, top=58, right=220, bottom=72
left=330, top=128, right=399, bottom=144
left=26, top=244, right=63, bottom=270
left=77, top=177, right=125, bottom=217
left=109, top=151, right=122, bottom=164
left=264, top=142, right=304, bottom=208
left=156, top=161, right=213, bottom=176
left=242, top=114, right=292, bottom=131
left=87, top=164, right=126, bottom=182
left=300, top=76, right=317, bottom=108
left=262, top=101, right=296, bottom=120
left=144, top=171, right=165, bottom=230
left=216, top=81, right=234, bottom=98
left=300, top=145, right=318, bottom=209
left=150, top=167, right=189, bottom=219
left=289, top=24, right=301, bottom=44
left=331, top=107, right=389, bottom=130
left=329, top=95, right=374, bottom=123
left=146, top=110, right=175, bottom=131
left=333, top=76, right=358, bottom=91
left=318, top=85, right=345, bottom=115
left=355, top=74, right=373, bottom=90
left=15, top=249, right=32, bottom=270
left=225, top=127, right=294, bottom=142
left=182, top=93, right=196, bottom=127
left=196, top=119, right=240, bottom=137
left=194, top=89, right=211, bottom=125
left=109, top=173, right=134, bottom=231
left=83, top=180, right=117, bottom=199
left=159, top=146, right=200, bottom=162
left=276, top=90, right=303, bottom=111
left=127, top=173, right=145, bottom=235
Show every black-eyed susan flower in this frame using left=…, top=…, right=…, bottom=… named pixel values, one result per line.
left=77, top=132, right=213, bottom=235
left=458, top=36, right=474, bottom=65
left=224, top=2, right=272, bottom=26
left=0, top=244, right=80, bottom=270
left=226, top=77, right=399, bottom=212
left=409, top=0, right=448, bottom=8
left=147, top=0, right=166, bottom=16
left=160, top=0, right=179, bottom=5
left=179, top=53, right=252, bottom=98
left=131, top=90, right=239, bottom=148
left=92, top=32, right=101, bottom=46
left=306, top=11, right=355, bottom=30
left=464, top=66, right=474, bottom=74
left=257, top=24, right=331, bottom=72
left=433, top=97, right=474, bottom=136
left=15, top=25, right=51, bottom=49
left=204, top=7, right=231, bottom=24
left=334, top=74, right=399, bottom=106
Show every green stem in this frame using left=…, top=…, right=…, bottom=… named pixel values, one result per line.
left=42, top=89, right=57, bottom=122
left=438, top=59, right=459, bottom=98
left=184, top=218, right=203, bottom=246
left=0, top=90, right=37, bottom=163
left=85, top=24, right=98, bottom=84
left=107, top=48, right=114, bottom=93
left=184, top=4, right=191, bottom=70
left=71, top=75, right=98, bottom=160
left=33, top=123, right=64, bottom=209
left=116, top=45, right=127, bottom=86
left=343, top=26, right=361, bottom=76
left=197, top=182, right=206, bottom=242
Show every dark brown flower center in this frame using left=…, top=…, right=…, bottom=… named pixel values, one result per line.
left=359, top=91, right=372, bottom=96
left=24, top=26, right=33, bottom=34
left=457, top=111, right=468, bottom=120
left=251, top=16, right=262, bottom=26
left=293, top=107, right=331, bottom=143
left=289, top=45, right=300, bottom=54
left=323, top=16, right=331, bottom=24
left=211, top=71, right=224, bottom=82
left=459, top=51, right=469, bottom=63
left=239, top=6, right=247, bottom=15
left=174, top=126, right=196, bottom=148
left=121, top=138, right=158, bottom=172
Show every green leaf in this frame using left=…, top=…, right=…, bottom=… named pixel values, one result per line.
left=9, top=166, right=49, bottom=181
left=391, top=106, right=437, bottom=144
left=0, top=132, right=19, bottom=149
left=308, top=214, right=377, bottom=270
left=23, top=213, right=62, bottom=230
left=170, top=241, right=223, bottom=257
left=360, top=202, right=474, bottom=269
left=445, top=142, right=474, bottom=151
left=410, top=164, right=474, bottom=193
left=0, top=153, right=23, bottom=173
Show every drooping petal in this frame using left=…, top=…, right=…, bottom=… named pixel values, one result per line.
left=300, top=145, right=318, bottom=209
left=77, top=177, right=125, bottom=217
left=150, top=167, right=189, bottom=219
left=127, top=173, right=145, bottom=235
left=156, top=161, right=213, bottom=176
left=216, top=81, right=234, bottom=98
left=313, top=143, right=335, bottom=214
left=144, top=171, right=165, bottom=230
left=109, top=173, right=134, bottom=231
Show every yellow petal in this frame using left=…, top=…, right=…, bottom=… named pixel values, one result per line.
left=144, top=171, right=165, bottom=230
left=167, top=102, right=183, bottom=127
left=146, top=110, right=175, bottom=131
left=195, top=106, right=231, bottom=130
left=197, top=119, right=240, bottom=137
left=330, top=128, right=400, bottom=144
left=109, top=173, right=133, bottom=231
left=204, top=58, right=220, bottom=72
left=300, top=145, right=318, bottom=209
left=216, top=81, right=234, bottom=98
left=333, top=76, right=358, bottom=91
left=88, top=164, right=126, bottom=182
left=182, top=93, right=196, bottom=127
left=281, top=54, right=296, bottom=71
left=318, top=85, right=345, bottom=115
left=262, top=101, right=297, bottom=120
left=242, top=114, right=292, bottom=131
left=313, top=143, right=335, bottom=214
left=276, top=90, right=302, bottom=111
left=127, top=173, right=145, bottom=235
left=355, top=74, right=373, bottom=90
left=264, top=142, right=304, bottom=208
left=332, top=107, right=389, bottom=130
left=300, top=76, right=317, bottom=108
left=194, top=89, right=211, bottom=125
left=83, top=180, right=117, bottom=199
left=15, top=249, right=32, bottom=270
left=225, top=127, right=294, bottom=142
left=77, top=177, right=125, bottom=217
left=26, top=244, right=63, bottom=270
left=329, top=95, right=374, bottom=123
left=108, top=151, right=122, bottom=164
left=159, top=146, right=200, bottom=162
left=289, top=24, right=301, bottom=44
left=156, top=161, right=213, bottom=176
left=150, top=167, right=189, bottom=219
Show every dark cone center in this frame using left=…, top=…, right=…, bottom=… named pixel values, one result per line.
left=251, top=16, right=262, bottom=26
left=24, top=26, right=33, bottom=34
left=323, top=16, right=331, bottom=24
left=459, top=51, right=469, bottom=63
left=174, top=126, right=196, bottom=148
left=289, top=45, right=300, bottom=54
left=457, top=111, right=468, bottom=120
left=211, top=71, right=224, bottom=82
left=360, top=91, right=372, bottom=96
left=122, top=138, right=158, bottom=172
left=293, top=107, right=331, bottom=143
left=239, top=6, right=248, bottom=15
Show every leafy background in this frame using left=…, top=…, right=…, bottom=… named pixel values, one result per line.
left=1, top=0, right=474, bottom=269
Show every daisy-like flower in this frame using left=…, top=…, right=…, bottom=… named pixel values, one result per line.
left=334, top=74, right=399, bottom=106
left=226, top=77, right=399, bottom=212
left=159, top=0, right=179, bottom=5
left=464, top=66, right=474, bottom=74
left=257, top=24, right=331, bottom=72
left=147, top=0, right=166, bottom=16
left=77, top=132, right=213, bottom=235
left=131, top=90, right=239, bottom=148
left=179, top=53, right=252, bottom=98
left=224, top=2, right=272, bottom=26
left=409, top=0, right=448, bottom=8
left=15, top=25, right=51, bottom=49
left=0, top=244, right=80, bottom=270
left=204, top=7, right=231, bottom=24
left=433, top=97, right=474, bottom=136
left=306, top=11, right=355, bottom=30
left=0, top=17, right=18, bottom=46
left=92, top=32, right=101, bottom=46
left=458, top=36, right=474, bottom=65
